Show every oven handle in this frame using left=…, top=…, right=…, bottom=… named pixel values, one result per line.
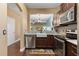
left=54, top=37, right=65, bottom=43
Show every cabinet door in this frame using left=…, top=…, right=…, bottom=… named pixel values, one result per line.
left=67, top=3, right=75, bottom=10
left=60, top=3, right=75, bottom=12
left=36, top=35, right=55, bottom=48
left=66, top=42, right=77, bottom=56
left=47, top=35, right=55, bottom=48
left=53, top=14, right=60, bottom=27
left=60, top=3, right=66, bottom=12
left=36, top=37, right=47, bottom=48
left=66, top=42, right=71, bottom=56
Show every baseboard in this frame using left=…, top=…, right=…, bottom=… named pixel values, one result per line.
left=20, top=47, right=25, bottom=52
left=8, top=39, right=20, bottom=46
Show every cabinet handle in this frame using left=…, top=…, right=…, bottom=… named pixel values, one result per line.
left=71, top=51, right=77, bottom=56
left=71, top=45, right=77, bottom=50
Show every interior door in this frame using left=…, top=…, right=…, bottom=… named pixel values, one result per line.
left=0, top=3, right=7, bottom=56
left=7, top=16, right=15, bottom=46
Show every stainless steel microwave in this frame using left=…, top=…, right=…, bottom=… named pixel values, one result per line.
left=67, top=7, right=74, bottom=22
left=60, top=7, right=75, bottom=24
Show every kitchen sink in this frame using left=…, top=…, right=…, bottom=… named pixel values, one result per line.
left=36, top=33, right=47, bottom=37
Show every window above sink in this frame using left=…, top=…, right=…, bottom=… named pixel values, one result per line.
left=30, top=14, right=52, bottom=24
left=30, top=14, right=54, bottom=32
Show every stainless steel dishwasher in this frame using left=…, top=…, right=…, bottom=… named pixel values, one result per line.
left=24, top=35, right=36, bottom=48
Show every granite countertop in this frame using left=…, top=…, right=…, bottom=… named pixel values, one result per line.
left=24, top=32, right=77, bottom=45
left=54, top=35, right=77, bottom=45
left=24, top=32, right=61, bottom=35
left=65, top=38, right=77, bottom=45
left=24, top=32, right=61, bottom=37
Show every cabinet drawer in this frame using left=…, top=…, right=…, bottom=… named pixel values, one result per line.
left=71, top=50, right=77, bottom=56
left=66, top=41, right=77, bottom=56
left=71, top=45, right=77, bottom=55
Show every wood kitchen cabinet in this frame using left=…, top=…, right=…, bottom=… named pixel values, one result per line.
left=54, top=3, right=77, bottom=26
left=60, top=3, right=75, bottom=13
left=36, top=35, right=55, bottom=48
left=66, top=41, right=77, bottom=56
left=57, top=3, right=75, bottom=15
left=53, top=14, right=60, bottom=27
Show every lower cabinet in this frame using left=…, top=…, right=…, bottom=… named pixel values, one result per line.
left=36, top=35, right=55, bottom=48
left=66, top=41, right=77, bottom=56
left=54, top=37, right=66, bottom=56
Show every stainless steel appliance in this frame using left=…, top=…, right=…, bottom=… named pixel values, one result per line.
left=66, top=30, right=77, bottom=39
left=54, top=37, right=65, bottom=56
left=60, top=7, right=75, bottom=24
left=60, top=11, right=68, bottom=24
left=67, top=7, right=75, bottom=22
left=25, top=35, right=36, bottom=48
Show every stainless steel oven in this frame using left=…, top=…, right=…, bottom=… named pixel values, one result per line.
left=54, top=37, right=65, bottom=56
left=66, top=30, right=77, bottom=39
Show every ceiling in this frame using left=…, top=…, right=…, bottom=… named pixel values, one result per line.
left=7, top=3, right=21, bottom=13
left=7, top=3, right=61, bottom=14
left=25, top=3, right=61, bottom=8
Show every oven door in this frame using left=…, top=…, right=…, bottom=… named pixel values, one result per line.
left=54, top=37, right=65, bottom=56
left=66, top=33, right=77, bottom=39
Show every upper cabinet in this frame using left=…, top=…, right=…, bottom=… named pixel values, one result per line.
left=53, top=14, right=60, bottom=27
left=59, top=3, right=75, bottom=14
left=53, top=3, right=77, bottom=27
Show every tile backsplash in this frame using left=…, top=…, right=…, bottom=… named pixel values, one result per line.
left=55, top=24, right=77, bottom=35
left=67, top=24, right=77, bottom=30
left=56, top=26, right=67, bottom=35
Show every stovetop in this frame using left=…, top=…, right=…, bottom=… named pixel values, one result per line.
left=54, top=35, right=77, bottom=45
